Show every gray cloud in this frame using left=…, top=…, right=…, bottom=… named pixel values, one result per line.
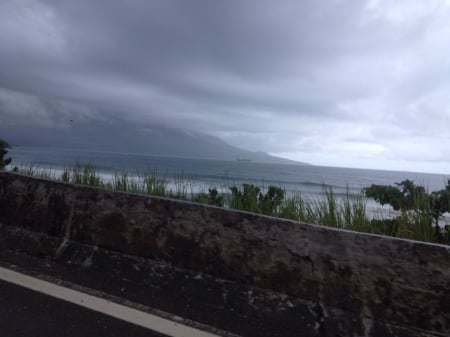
left=1, top=0, right=450, bottom=173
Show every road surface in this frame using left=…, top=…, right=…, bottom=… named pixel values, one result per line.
left=0, top=266, right=225, bottom=337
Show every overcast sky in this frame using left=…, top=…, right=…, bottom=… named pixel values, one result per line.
left=1, top=0, right=450, bottom=173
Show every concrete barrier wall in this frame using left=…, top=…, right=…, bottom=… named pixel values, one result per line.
left=0, top=172, right=449, bottom=336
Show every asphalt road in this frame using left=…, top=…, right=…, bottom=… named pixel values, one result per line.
left=0, top=279, right=168, bottom=337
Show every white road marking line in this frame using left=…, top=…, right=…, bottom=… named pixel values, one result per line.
left=0, top=266, right=222, bottom=337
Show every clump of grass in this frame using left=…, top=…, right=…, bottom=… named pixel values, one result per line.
left=11, top=164, right=56, bottom=180
left=112, top=171, right=131, bottom=191
left=342, top=187, right=370, bottom=232
left=289, top=186, right=369, bottom=231
left=279, top=193, right=316, bottom=223
left=317, top=187, right=339, bottom=227
left=395, top=191, right=434, bottom=242
left=71, top=162, right=103, bottom=186
left=170, top=172, right=190, bottom=200
left=141, top=170, right=168, bottom=196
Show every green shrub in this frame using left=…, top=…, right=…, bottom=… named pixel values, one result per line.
left=193, top=188, right=225, bottom=207
left=228, top=184, right=284, bottom=215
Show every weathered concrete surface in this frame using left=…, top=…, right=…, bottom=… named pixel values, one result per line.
left=0, top=172, right=449, bottom=337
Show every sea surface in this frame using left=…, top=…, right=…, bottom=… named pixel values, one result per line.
left=8, top=146, right=450, bottom=200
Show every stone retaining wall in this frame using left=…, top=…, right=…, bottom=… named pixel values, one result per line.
left=0, top=172, right=449, bottom=336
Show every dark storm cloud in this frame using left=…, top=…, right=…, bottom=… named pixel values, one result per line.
left=0, top=1, right=368, bottom=117
left=1, top=0, right=450, bottom=172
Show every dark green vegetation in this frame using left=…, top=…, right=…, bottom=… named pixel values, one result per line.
left=364, top=180, right=450, bottom=244
left=0, top=139, right=12, bottom=170
left=228, top=184, right=285, bottom=215
left=9, top=163, right=450, bottom=245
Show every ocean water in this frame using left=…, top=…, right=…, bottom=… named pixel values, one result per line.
left=8, top=146, right=450, bottom=200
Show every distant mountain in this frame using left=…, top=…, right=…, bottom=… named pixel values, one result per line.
left=1, top=118, right=309, bottom=165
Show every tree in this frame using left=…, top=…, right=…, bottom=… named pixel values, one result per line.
left=395, top=179, right=426, bottom=210
left=0, top=139, right=12, bottom=170
left=364, top=180, right=450, bottom=243
left=364, top=180, right=427, bottom=211
left=364, top=184, right=403, bottom=210
left=430, top=180, right=450, bottom=220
